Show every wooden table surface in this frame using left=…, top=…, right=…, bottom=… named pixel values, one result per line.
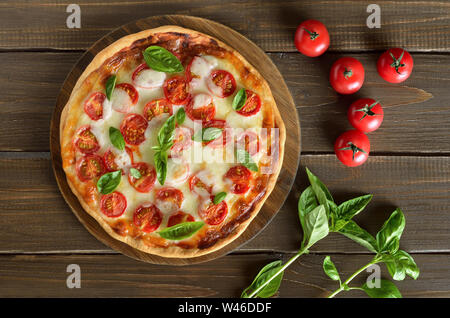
left=0, top=0, right=449, bottom=298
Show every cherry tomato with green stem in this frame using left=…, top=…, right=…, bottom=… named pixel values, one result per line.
left=334, top=130, right=370, bottom=167
left=377, top=48, right=413, bottom=83
left=348, top=98, right=384, bottom=133
left=329, top=57, right=365, bottom=94
left=294, top=20, right=330, bottom=57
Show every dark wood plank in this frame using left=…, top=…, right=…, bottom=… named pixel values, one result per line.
left=0, top=1, right=448, bottom=52
left=1, top=52, right=449, bottom=153
left=0, top=154, right=448, bottom=254
left=0, top=253, right=447, bottom=297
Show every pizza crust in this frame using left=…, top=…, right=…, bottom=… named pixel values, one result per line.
left=60, top=26, right=286, bottom=258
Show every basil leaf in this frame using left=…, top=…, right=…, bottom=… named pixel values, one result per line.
left=333, top=194, right=373, bottom=231
left=192, top=127, right=223, bottom=142
left=241, top=260, right=284, bottom=298
left=236, top=148, right=258, bottom=172
left=213, top=192, right=227, bottom=205
left=302, top=205, right=329, bottom=249
left=306, top=167, right=333, bottom=216
left=298, top=186, right=318, bottom=246
left=129, top=168, right=141, bottom=179
left=158, top=221, right=204, bottom=240
left=143, top=46, right=183, bottom=73
left=323, top=256, right=341, bottom=282
left=109, top=127, right=125, bottom=151
left=96, top=170, right=121, bottom=195
left=105, top=74, right=116, bottom=100
left=338, top=220, right=378, bottom=253
left=376, top=208, right=405, bottom=253
left=232, top=88, right=247, bottom=111
left=154, top=150, right=168, bottom=186
left=176, top=107, right=186, bottom=125
left=362, top=279, right=402, bottom=298
left=382, top=250, right=419, bottom=281
left=158, top=114, right=176, bottom=148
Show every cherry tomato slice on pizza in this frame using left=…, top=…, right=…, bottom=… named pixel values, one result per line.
left=185, top=93, right=216, bottom=122
left=100, top=191, right=127, bottom=218
left=73, top=125, right=100, bottom=154
left=203, top=119, right=231, bottom=148
left=128, top=162, right=156, bottom=193
left=103, top=149, right=119, bottom=172
left=294, top=19, right=330, bottom=57
left=132, top=63, right=166, bottom=89
left=348, top=98, right=384, bottom=133
left=133, top=203, right=162, bottom=233
left=377, top=48, right=413, bottom=83
left=236, top=131, right=260, bottom=156
left=198, top=196, right=228, bottom=226
left=237, top=90, right=261, bottom=117
left=167, top=211, right=195, bottom=227
left=155, top=187, right=184, bottom=213
left=76, top=154, right=106, bottom=182
left=143, top=98, right=173, bottom=121
left=329, top=57, right=365, bottom=95
left=224, top=165, right=253, bottom=194
left=163, top=76, right=190, bottom=105
left=120, top=114, right=148, bottom=145
left=84, top=92, right=105, bottom=121
left=189, top=172, right=214, bottom=197
left=207, top=70, right=236, bottom=98
left=170, top=127, right=193, bottom=155
left=111, top=83, right=139, bottom=113
left=334, top=130, right=370, bottom=167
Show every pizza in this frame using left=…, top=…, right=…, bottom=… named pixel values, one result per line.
left=60, top=26, right=285, bottom=258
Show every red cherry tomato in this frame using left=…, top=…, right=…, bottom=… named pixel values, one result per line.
left=348, top=98, right=384, bottom=133
left=120, top=114, right=148, bottom=145
left=198, top=196, right=228, bottom=225
left=167, top=211, right=195, bottom=227
left=73, top=125, right=100, bottom=154
left=84, top=92, right=105, bottom=121
left=100, top=191, right=127, bottom=218
left=163, top=76, right=190, bottom=105
left=185, top=93, right=216, bottom=122
left=207, top=70, right=236, bottom=97
left=143, top=98, right=173, bottom=121
left=224, top=165, right=253, bottom=194
left=128, top=162, right=156, bottom=193
left=133, top=203, right=162, bottom=233
left=236, top=131, right=260, bottom=156
left=155, top=187, right=184, bottom=213
left=189, top=171, right=214, bottom=197
left=334, top=130, right=370, bottom=167
left=329, top=57, right=365, bottom=94
left=236, top=90, right=261, bottom=117
left=203, top=119, right=231, bottom=148
left=170, top=127, right=193, bottom=155
left=103, top=149, right=119, bottom=172
left=377, top=48, right=413, bottom=83
left=294, top=19, right=330, bottom=57
left=76, top=154, right=106, bottom=182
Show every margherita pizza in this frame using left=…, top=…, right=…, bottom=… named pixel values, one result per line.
left=60, top=26, right=285, bottom=258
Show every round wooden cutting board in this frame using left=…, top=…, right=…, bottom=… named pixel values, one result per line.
left=50, top=15, right=301, bottom=265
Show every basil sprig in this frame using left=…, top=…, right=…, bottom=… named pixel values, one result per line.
left=143, top=46, right=183, bottom=73
left=236, top=148, right=258, bottom=172
left=241, top=168, right=420, bottom=298
left=97, top=170, right=121, bottom=195
left=158, top=221, right=204, bottom=240
left=192, top=127, right=223, bottom=142
left=109, top=127, right=125, bottom=151
left=232, top=88, right=247, bottom=111
left=105, top=74, right=117, bottom=100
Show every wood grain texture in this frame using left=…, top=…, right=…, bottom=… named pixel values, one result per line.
left=0, top=253, right=448, bottom=297
left=1, top=52, right=449, bottom=152
left=50, top=16, right=300, bottom=264
left=0, top=1, right=449, bottom=52
left=1, top=155, right=448, bottom=254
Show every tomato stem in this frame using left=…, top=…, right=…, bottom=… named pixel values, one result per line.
left=338, top=142, right=367, bottom=161
left=355, top=100, right=380, bottom=121
left=343, top=68, right=353, bottom=79
left=389, top=50, right=406, bottom=74
left=302, top=27, right=319, bottom=40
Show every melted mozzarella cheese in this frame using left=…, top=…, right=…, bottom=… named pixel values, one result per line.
left=134, top=68, right=166, bottom=89
left=192, top=93, right=212, bottom=109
